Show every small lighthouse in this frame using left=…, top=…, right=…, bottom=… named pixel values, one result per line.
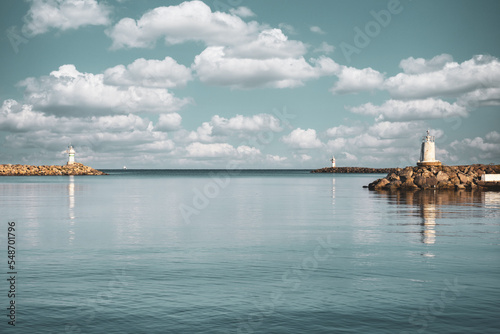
left=417, top=130, right=441, bottom=167
left=330, top=155, right=336, bottom=168
left=67, top=145, right=76, bottom=165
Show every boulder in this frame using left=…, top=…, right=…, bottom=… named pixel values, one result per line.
left=436, top=171, right=449, bottom=182
left=414, top=175, right=438, bottom=188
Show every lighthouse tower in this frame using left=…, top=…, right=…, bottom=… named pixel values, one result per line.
left=330, top=155, right=336, bottom=168
left=417, top=130, right=441, bottom=167
left=67, top=145, right=76, bottom=165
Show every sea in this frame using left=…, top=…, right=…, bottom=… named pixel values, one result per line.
left=1, top=170, right=499, bottom=333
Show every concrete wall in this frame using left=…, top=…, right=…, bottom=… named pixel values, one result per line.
left=481, top=174, right=500, bottom=182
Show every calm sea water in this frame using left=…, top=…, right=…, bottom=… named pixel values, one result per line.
left=1, top=170, right=499, bottom=333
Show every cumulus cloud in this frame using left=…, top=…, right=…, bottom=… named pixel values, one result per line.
left=266, top=154, right=287, bottom=162
left=399, top=54, right=454, bottom=74
left=310, top=26, right=325, bottom=34
left=106, top=0, right=260, bottom=49
left=225, top=29, right=307, bottom=59
left=210, top=114, right=282, bottom=134
left=485, top=131, right=500, bottom=143
left=331, top=66, right=384, bottom=94
left=185, top=142, right=260, bottom=158
left=349, top=98, right=468, bottom=121
left=229, top=6, right=255, bottom=18
left=314, top=42, right=335, bottom=54
left=155, top=113, right=182, bottom=131
left=281, top=128, right=323, bottom=149
left=293, top=153, right=312, bottom=162
left=450, top=133, right=500, bottom=161
left=179, top=113, right=283, bottom=143
left=18, top=64, right=190, bottom=115
left=22, top=0, right=110, bottom=37
left=278, top=23, right=297, bottom=35
left=326, top=125, right=364, bottom=137
left=103, top=57, right=192, bottom=88
left=384, top=54, right=500, bottom=99
left=325, top=121, right=444, bottom=167
left=193, top=47, right=339, bottom=89
left=0, top=99, right=59, bottom=132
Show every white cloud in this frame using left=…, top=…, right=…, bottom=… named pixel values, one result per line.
left=18, top=64, right=190, bottom=115
left=225, top=29, right=307, bottom=59
left=331, top=66, right=384, bottom=94
left=450, top=134, right=500, bottom=161
left=266, top=154, right=287, bottom=162
left=457, top=87, right=500, bottom=108
left=278, top=23, right=297, bottom=35
left=485, top=131, right=500, bottom=143
left=178, top=113, right=283, bottom=143
left=185, top=142, right=260, bottom=158
left=293, top=153, right=312, bottom=162
left=399, top=54, right=453, bottom=74
left=367, top=121, right=427, bottom=139
left=106, top=0, right=260, bottom=49
left=193, top=47, right=339, bottom=89
left=155, top=113, right=182, bottom=131
left=22, top=0, right=110, bottom=37
left=229, top=6, right=255, bottom=18
left=282, top=128, right=323, bottom=149
left=326, top=125, right=364, bottom=137
left=210, top=114, right=282, bottom=134
left=310, top=26, right=325, bottom=34
left=0, top=99, right=58, bottom=132
left=385, top=55, right=500, bottom=99
left=314, top=42, right=335, bottom=54
left=325, top=121, right=446, bottom=167
left=349, top=98, right=468, bottom=121
left=103, top=57, right=192, bottom=88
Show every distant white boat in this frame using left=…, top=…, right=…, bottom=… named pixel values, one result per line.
left=123, top=166, right=127, bottom=170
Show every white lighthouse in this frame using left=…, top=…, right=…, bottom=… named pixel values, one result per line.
left=417, top=130, right=441, bottom=167
left=330, top=155, right=336, bottom=168
left=67, top=145, right=76, bottom=165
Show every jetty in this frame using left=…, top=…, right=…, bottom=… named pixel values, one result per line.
left=0, top=163, right=107, bottom=176
left=367, top=164, right=500, bottom=191
left=311, top=167, right=397, bottom=174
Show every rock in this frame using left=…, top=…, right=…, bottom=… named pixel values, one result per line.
left=366, top=164, right=499, bottom=191
left=399, top=167, right=414, bottom=181
left=401, top=178, right=418, bottom=189
left=387, top=173, right=400, bottom=181
left=414, top=175, right=438, bottom=188
left=458, top=173, right=471, bottom=184
left=436, top=171, right=449, bottom=182
left=371, top=178, right=390, bottom=190
left=387, top=180, right=402, bottom=190
left=0, top=163, right=107, bottom=176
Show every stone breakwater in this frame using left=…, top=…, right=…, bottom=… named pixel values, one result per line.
left=0, top=163, right=107, bottom=176
left=367, top=164, right=500, bottom=190
left=311, top=167, right=398, bottom=173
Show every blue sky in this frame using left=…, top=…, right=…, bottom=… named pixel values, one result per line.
left=0, top=0, right=499, bottom=168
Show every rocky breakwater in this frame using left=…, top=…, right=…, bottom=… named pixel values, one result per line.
left=0, top=163, right=107, bottom=176
left=368, top=164, right=500, bottom=191
left=311, top=167, right=397, bottom=173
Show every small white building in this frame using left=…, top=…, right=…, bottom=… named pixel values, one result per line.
left=331, top=155, right=336, bottom=168
left=67, top=145, right=76, bottom=165
left=417, top=130, right=441, bottom=167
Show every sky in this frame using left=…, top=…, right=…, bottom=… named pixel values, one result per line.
left=0, top=0, right=499, bottom=169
